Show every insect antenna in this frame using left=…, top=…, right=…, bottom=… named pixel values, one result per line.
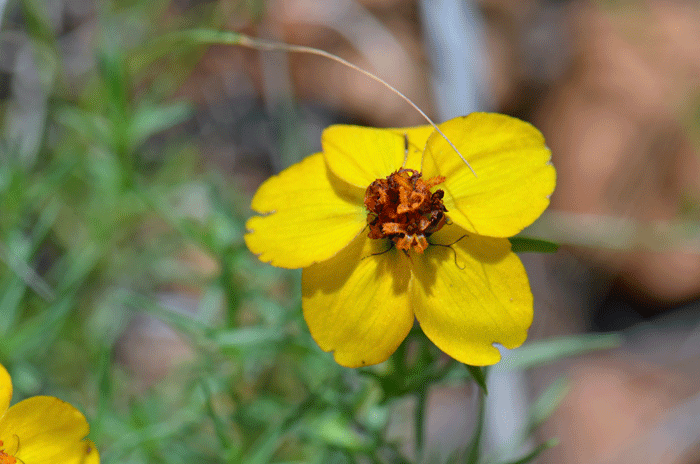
left=431, top=234, right=469, bottom=269
left=362, top=241, right=395, bottom=259
left=155, top=31, right=478, bottom=176
left=401, top=133, right=409, bottom=168
left=11, top=435, right=25, bottom=464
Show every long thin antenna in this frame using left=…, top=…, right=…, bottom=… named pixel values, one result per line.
left=151, top=30, right=477, bottom=176
left=238, top=36, right=476, bottom=177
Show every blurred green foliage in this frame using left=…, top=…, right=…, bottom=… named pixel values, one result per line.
left=0, top=1, right=617, bottom=463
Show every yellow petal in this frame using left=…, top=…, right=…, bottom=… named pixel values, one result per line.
left=0, top=364, right=10, bottom=416
left=80, top=439, right=99, bottom=464
left=302, top=233, right=414, bottom=367
left=412, top=226, right=533, bottom=365
left=397, top=125, right=436, bottom=163
left=245, top=153, right=367, bottom=269
left=422, top=113, right=555, bottom=237
left=322, top=124, right=432, bottom=188
left=0, top=396, right=90, bottom=464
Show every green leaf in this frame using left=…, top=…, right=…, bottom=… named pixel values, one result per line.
left=130, top=29, right=244, bottom=73
left=466, top=389, right=486, bottom=464
left=97, top=47, right=128, bottom=119
left=214, top=327, right=285, bottom=348
left=244, top=395, right=318, bottom=464
left=313, top=412, right=369, bottom=450
left=5, top=297, right=74, bottom=359
left=465, top=364, right=488, bottom=395
left=55, top=106, right=111, bottom=147
left=526, top=376, right=570, bottom=433
left=500, top=438, right=558, bottom=464
left=509, top=236, right=559, bottom=254
left=128, top=102, right=193, bottom=149
left=495, top=334, right=622, bottom=371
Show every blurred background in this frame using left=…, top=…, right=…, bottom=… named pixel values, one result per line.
left=1, top=0, right=700, bottom=463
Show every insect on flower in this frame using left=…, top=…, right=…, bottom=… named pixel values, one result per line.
left=364, top=168, right=448, bottom=254
left=245, top=113, right=555, bottom=367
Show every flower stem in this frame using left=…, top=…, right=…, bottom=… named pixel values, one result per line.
left=415, top=384, right=428, bottom=460
left=466, top=386, right=487, bottom=464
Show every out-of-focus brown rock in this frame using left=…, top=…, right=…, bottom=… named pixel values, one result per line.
left=533, top=1, right=700, bottom=305
left=544, top=356, right=700, bottom=464
left=115, top=308, right=195, bottom=391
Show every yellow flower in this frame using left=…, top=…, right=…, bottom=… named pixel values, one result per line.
left=245, top=113, right=555, bottom=367
left=0, top=364, right=99, bottom=464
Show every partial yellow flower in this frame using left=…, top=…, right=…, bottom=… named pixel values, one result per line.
left=0, top=364, right=99, bottom=464
left=245, top=113, right=555, bottom=367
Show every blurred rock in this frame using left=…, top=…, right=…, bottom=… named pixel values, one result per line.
left=543, top=353, right=700, bottom=464
left=114, top=293, right=197, bottom=391
left=533, top=1, right=700, bottom=306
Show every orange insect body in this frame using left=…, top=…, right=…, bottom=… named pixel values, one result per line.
left=364, top=169, right=447, bottom=253
left=0, top=441, right=16, bottom=464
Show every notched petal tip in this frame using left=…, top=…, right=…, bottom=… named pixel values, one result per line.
left=81, top=439, right=100, bottom=464
left=412, top=232, right=533, bottom=366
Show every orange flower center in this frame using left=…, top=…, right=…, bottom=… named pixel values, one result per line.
left=0, top=441, right=16, bottom=464
left=364, top=169, right=447, bottom=253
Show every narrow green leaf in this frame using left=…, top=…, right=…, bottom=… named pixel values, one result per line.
left=0, top=277, right=27, bottom=337
left=500, top=438, right=558, bottom=464
left=92, top=346, right=113, bottom=442
left=509, top=237, right=559, bottom=254
left=495, top=333, right=622, bottom=371
left=415, top=386, right=428, bottom=455
left=97, top=48, right=128, bottom=120
left=130, top=293, right=209, bottom=340
left=465, top=364, right=488, bottom=395
left=313, top=412, right=368, bottom=450
left=200, top=379, right=233, bottom=451
left=55, top=106, right=111, bottom=147
left=215, top=327, right=284, bottom=348
left=128, top=102, right=193, bottom=149
left=56, top=242, right=101, bottom=293
left=130, top=29, right=244, bottom=73
left=466, top=389, right=486, bottom=464
left=5, top=297, right=74, bottom=359
left=244, top=395, right=318, bottom=464
left=19, top=0, right=57, bottom=44
left=526, top=377, right=570, bottom=433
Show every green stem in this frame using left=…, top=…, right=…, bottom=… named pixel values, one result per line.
left=466, top=388, right=486, bottom=464
left=219, top=250, right=242, bottom=328
left=415, top=385, right=428, bottom=461
left=92, top=346, right=112, bottom=443
left=200, top=379, right=232, bottom=451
